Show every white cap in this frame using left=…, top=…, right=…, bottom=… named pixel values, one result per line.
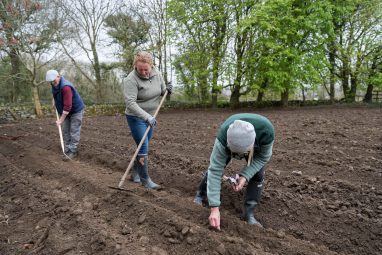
left=46, top=70, right=59, bottom=82
left=227, top=120, right=256, bottom=153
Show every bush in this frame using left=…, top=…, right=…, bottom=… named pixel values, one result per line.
left=85, top=104, right=125, bottom=116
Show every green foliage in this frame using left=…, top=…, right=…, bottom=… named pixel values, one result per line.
left=0, top=0, right=46, bottom=103
left=85, top=104, right=125, bottom=116
left=369, top=72, right=382, bottom=89
left=1, top=0, right=381, bottom=108
left=173, top=51, right=210, bottom=102
left=0, top=56, right=33, bottom=103
left=167, top=0, right=229, bottom=104
left=327, top=0, right=382, bottom=101
left=104, top=13, right=151, bottom=73
left=249, top=0, right=333, bottom=95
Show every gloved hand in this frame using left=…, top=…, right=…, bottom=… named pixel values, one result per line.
left=147, top=116, right=157, bottom=127
left=166, top=81, right=173, bottom=95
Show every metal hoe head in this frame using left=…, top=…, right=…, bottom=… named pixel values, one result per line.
left=108, top=185, right=132, bottom=192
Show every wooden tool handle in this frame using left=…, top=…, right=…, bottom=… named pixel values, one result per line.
left=118, top=90, right=169, bottom=188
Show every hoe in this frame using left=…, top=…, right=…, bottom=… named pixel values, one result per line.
left=56, top=109, right=72, bottom=161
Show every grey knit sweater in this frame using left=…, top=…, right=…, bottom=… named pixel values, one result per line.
left=123, top=67, right=166, bottom=120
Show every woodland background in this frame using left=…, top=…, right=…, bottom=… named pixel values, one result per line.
left=0, top=0, right=381, bottom=118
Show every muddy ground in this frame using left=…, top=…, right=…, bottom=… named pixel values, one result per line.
left=0, top=106, right=381, bottom=255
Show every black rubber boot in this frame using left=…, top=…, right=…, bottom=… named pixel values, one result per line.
left=193, top=172, right=208, bottom=205
left=243, top=180, right=263, bottom=227
left=130, top=159, right=141, bottom=183
left=137, top=156, right=161, bottom=190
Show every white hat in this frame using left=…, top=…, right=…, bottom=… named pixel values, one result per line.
left=227, top=120, right=256, bottom=153
left=46, top=70, right=59, bottom=82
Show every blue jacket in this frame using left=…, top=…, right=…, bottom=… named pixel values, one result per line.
left=52, top=76, right=84, bottom=115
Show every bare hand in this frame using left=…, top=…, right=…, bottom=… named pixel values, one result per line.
left=56, top=113, right=67, bottom=127
left=209, top=207, right=221, bottom=230
left=233, top=176, right=246, bottom=192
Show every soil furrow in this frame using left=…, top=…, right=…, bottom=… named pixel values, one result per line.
left=1, top=139, right=341, bottom=255
left=1, top=107, right=381, bottom=255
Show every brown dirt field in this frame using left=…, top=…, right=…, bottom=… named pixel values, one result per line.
left=0, top=106, right=381, bottom=255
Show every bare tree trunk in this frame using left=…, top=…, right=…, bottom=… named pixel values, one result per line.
left=349, top=73, right=357, bottom=102
left=328, top=45, right=336, bottom=103
left=9, top=47, right=22, bottom=103
left=211, top=58, right=220, bottom=108
left=349, top=57, right=362, bottom=103
left=229, top=83, right=241, bottom=108
left=200, top=79, right=209, bottom=103
left=210, top=5, right=227, bottom=109
left=91, top=42, right=103, bottom=103
left=301, top=85, right=306, bottom=104
left=281, top=89, right=289, bottom=107
left=31, top=85, right=43, bottom=117
left=341, top=57, right=351, bottom=101
left=364, top=60, right=378, bottom=103
left=211, top=55, right=220, bottom=108
left=257, top=78, right=268, bottom=102
left=229, top=76, right=242, bottom=108
left=257, top=91, right=264, bottom=102
left=211, top=93, right=218, bottom=108
left=363, top=85, right=373, bottom=103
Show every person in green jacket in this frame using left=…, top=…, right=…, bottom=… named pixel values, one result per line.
left=194, top=113, right=275, bottom=230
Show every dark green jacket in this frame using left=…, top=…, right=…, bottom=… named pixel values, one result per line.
left=207, top=113, right=275, bottom=207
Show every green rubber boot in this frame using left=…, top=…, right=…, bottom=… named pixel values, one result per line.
left=138, top=156, right=161, bottom=190
left=130, top=159, right=141, bottom=183
left=243, top=180, right=263, bottom=227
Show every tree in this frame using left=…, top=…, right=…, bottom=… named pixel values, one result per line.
left=227, top=0, right=259, bottom=107
left=251, top=0, right=332, bottom=106
left=57, top=0, right=121, bottom=103
left=104, top=12, right=151, bottom=73
left=0, top=0, right=65, bottom=116
left=173, top=51, right=210, bottom=102
left=131, top=0, right=171, bottom=83
left=363, top=46, right=382, bottom=102
left=0, top=0, right=40, bottom=103
left=326, top=0, right=382, bottom=102
left=168, top=0, right=229, bottom=106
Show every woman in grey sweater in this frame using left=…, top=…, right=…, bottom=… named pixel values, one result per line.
left=123, top=51, right=172, bottom=189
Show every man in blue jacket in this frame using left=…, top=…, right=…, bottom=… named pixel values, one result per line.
left=194, top=113, right=275, bottom=230
left=46, top=70, right=85, bottom=160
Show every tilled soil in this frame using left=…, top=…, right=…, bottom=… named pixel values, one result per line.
left=0, top=106, right=381, bottom=255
